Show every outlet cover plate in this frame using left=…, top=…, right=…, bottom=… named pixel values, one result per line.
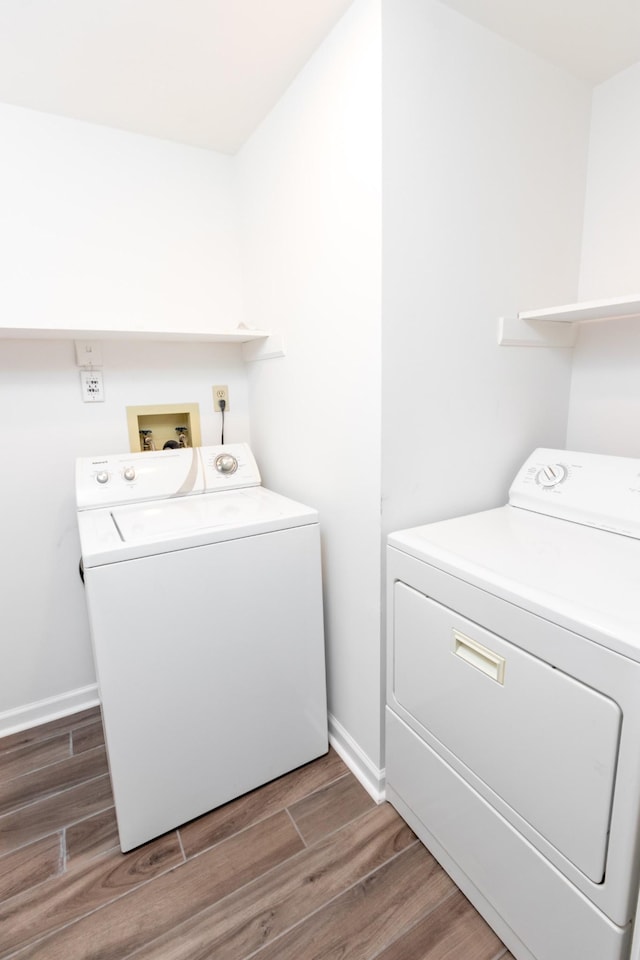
left=212, top=385, right=229, bottom=412
left=80, top=369, right=105, bottom=402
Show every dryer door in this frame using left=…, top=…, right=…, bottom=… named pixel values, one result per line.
left=392, top=581, right=621, bottom=883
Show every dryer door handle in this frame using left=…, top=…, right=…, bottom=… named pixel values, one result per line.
left=453, top=631, right=505, bottom=684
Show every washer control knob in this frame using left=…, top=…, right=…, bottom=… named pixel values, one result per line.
left=96, top=471, right=109, bottom=484
left=536, top=463, right=567, bottom=488
left=123, top=467, right=136, bottom=482
left=214, top=453, right=238, bottom=475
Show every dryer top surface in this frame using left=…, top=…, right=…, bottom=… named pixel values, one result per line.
left=389, top=505, right=640, bottom=661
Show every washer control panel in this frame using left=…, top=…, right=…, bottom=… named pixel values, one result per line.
left=201, top=445, right=260, bottom=490
left=509, top=448, right=640, bottom=538
left=76, top=444, right=261, bottom=510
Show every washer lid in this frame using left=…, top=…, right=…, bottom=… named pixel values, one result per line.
left=388, top=505, right=640, bottom=662
left=79, top=486, right=318, bottom=567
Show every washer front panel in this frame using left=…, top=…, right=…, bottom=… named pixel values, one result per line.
left=85, top=523, right=328, bottom=852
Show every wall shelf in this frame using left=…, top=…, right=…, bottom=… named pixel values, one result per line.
left=0, top=325, right=270, bottom=343
left=498, top=294, right=640, bottom=347
left=0, top=325, right=285, bottom=360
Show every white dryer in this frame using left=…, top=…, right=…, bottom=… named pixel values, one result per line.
left=77, top=443, right=327, bottom=852
left=386, top=449, right=640, bottom=960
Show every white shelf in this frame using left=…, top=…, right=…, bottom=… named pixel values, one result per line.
left=498, top=294, right=640, bottom=347
left=0, top=325, right=271, bottom=343
left=520, top=294, right=640, bottom=324
left=0, top=325, right=285, bottom=360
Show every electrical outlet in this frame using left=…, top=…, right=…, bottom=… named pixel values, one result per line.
left=212, top=385, right=229, bottom=412
left=80, top=369, right=105, bottom=403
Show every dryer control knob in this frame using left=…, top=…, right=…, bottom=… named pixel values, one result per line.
left=536, top=463, right=567, bottom=488
left=215, top=453, right=238, bottom=475
left=96, top=471, right=109, bottom=484
left=123, top=467, right=136, bottom=482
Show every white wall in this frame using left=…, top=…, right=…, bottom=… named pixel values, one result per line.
left=381, top=0, right=592, bottom=537
left=0, top=103, right=243, bottom=334
left=0, top=106, right=249, bottom=731
left=577, top=61, right=640, bottom=302
left=1, top=2, right=615, bottom=790
left=566, top=61, right=640, bottom=456
left=237, top=0, right=383, bottom=782
left=0, top=338, right=250, bottom=730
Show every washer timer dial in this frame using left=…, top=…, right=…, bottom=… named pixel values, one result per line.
left=214, top=453, right=238, bottom=475
left=535, top=463, right=567, bottom=488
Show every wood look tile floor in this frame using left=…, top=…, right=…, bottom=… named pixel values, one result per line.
left=0, top=708, right=514, bottom=960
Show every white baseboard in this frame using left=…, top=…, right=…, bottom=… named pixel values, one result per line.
left=0, top=684, right=100, bottom=739
left=0, top=695, right=387, bottom=807
left=328, top=713, right=386, bottom=803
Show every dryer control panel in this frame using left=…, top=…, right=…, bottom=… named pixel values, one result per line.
left=509, top=448, right=640, bottom=538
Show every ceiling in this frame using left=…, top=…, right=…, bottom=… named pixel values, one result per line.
left=0, top=0, right=356, bottom=154
left=439, top=0, right=640, bottom=86
left=0, top=0, right=638, bottom=154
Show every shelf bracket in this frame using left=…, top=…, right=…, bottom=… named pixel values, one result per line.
left=498, top=317, right=578, bottom=348
left=241, top=333, right=286, bottom=362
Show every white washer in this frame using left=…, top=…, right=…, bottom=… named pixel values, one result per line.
left=386, top=449, right=640, bottom=960
left=77, top=443, right=328, bottom=852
